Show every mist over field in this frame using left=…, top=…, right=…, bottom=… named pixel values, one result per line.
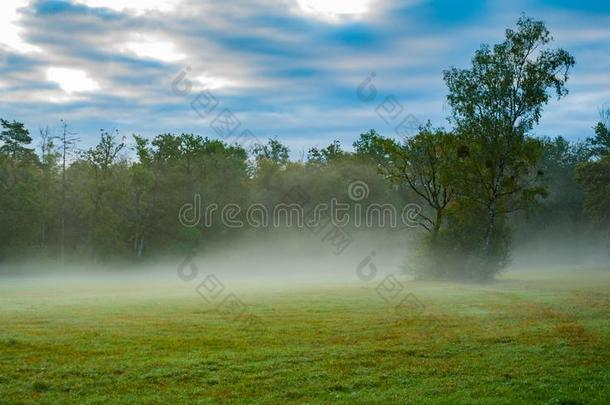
left=2, top=232, right=609, bottom=403
left=1, top=227, right=608, bottom=289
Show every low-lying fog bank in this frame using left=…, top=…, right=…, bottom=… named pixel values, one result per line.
left=1, top=230, right=608, bottom=289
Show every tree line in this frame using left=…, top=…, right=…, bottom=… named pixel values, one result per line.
left=1, top=17, right=608, bottom=280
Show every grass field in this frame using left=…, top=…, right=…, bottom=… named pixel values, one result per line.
left=1, top=267, right=609, bottom=404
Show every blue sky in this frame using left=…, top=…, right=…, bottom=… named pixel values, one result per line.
left=1, top=0, right=609, bottom=154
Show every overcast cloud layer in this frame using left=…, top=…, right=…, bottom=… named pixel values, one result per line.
left=1, top=0, right=609, bottom=152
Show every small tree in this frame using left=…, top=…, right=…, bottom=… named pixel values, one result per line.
left=38, top=126, right=59, bottom=249
left=373, top=125, right=458, bottom=242
left=355, top=126, right=460, bottom=278
left=56, top=120, right=79, bottom=264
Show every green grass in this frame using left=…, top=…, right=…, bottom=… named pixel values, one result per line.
left=1, top=268, right=609, bottom=404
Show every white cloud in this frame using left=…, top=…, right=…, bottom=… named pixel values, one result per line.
left=46, top=67, right=101, bottom=93
left=195, top=74, right=234, bottom=90
left=0, top=0, right=40, bottom=52
left=122, top=36, right=185, bottom=62
left=74, top=0, right=181, bottom=14
left=296, top=0, right=372, bottom=21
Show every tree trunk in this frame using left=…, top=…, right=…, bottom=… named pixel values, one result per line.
left=431, top=208, right=443, bottom=243
left=137, top=236, right=144, bottom=257
left=483, top=200, right=496, bottom=256
left=60, top=168, right=66, bottom=266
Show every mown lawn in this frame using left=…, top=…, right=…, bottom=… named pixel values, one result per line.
left=1, top=268, right=609, bottom=404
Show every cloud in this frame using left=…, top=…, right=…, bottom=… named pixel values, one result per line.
left=295, top=0, right=372, bottom=22
left=0, top=0, right=40, bottom=52
left=46, top=66, right=100, bottom=93
left=121, top=35, right=186, bottom=62
left=73, top=0, right=181, bottom=14
left=0, top=0, right=608, bottom=152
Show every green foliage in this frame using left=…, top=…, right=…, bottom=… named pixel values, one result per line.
left=578, top=112, right=610, bottom=230
left=439, top=16, right=574, bottom=279
left=129, top=133, right=249, bottom=255
left=577, top=156, right=610, bottom=228
left=252, top=137, right=290, bottom=168
left=352, top=129, right=389, bottom=164
left=443, top=16, right=574, bottom=135
left=0, top=152, right=46, bottom=258
left=307, top=140, right=345, bottom=164
left=366, top=124, right=459, bottom=238
left=0, top=118, right=34, bottom=159
left=586, top=108, right=610, bottom=158
left=532, top=137, right=588, bottom=224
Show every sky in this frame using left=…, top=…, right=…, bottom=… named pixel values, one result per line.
left=1, top=0, right=609, bottom=154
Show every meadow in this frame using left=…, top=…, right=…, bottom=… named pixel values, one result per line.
left=0, top=267, right=609, bottom=404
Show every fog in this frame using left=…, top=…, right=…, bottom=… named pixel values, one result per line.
left=0, top=232, right=401, bottom=282
left=511, top=229, right=610, bottom=270
left=1, top=229, right=608, bottom=294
